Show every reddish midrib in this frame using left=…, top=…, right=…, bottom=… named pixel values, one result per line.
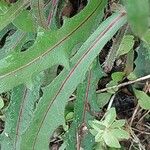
left=0, top=0, right=103, bottom=79
left=47, top=0, right=58, bottom=26
left=77, top=70, right=92, bottom=150
left=37, top=0, right=48, bottom=28
left=52, top=0, right=57, bottom=6
left=14, top=87, right=28, bottom=149
left=32, top=12, right=126, bottom=149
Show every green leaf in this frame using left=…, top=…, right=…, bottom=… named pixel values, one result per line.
left=0, top=96, right=4, bottom=110
left=106, top=72, right=125, bottom=94
left=103, top=26, right=127, bottom=72
left=132, top=43, right=150, bottom=78
left=134, top=89, right=150, bottom=110
left=142, top=29, right=150, bottom=46
left=65, top=112, right=74, bottom=121
left=111, top=72, right=125, bottom=82
left=125, top=0, right=149, bottom=36
left=0, top=30, right=27, bottom=59
left=66, top=60, right=104, bottom=149
left=31, top=0, right=48, bottom=29
left=103, top=130, right=121, bottom=148
left=0, top=0, right=30, bottom=31
left=0, top=0, right=107, bottom=93
left=90, top=120, right=106, bottom=131
left=95, top=130, right=104, bottom=142
left=97, top=92, right=112, bottom=108
left=67, top=58, right=104, bottom=150
left=13, top=10, right=37, bottom=32
left=106, top=81, right=118, bottom=94
left=0, top=73, right=44, bottom=150
left=66, top=72, right=95, bottom=150
left=111, top=120, right=125, bottom=128
left=111, top=129, right=130, bottom=140
left=95, top=142, right=106, bottom=150
left=104, top=108, right=116, bottom=127
left=0, top=23, right=16, bottom=41
left=127, top=72, right=137, bottom=81
left=20, top=12, right=126, bottom=150
left=117, top=35, right=134, bottom=57
left=0, top=1, right=9, bottom=15
left=89, top=60, right=105, bottom=111
left=44, top=0, right=60, bottom=29
left=90, top=128, right=98, bottom=137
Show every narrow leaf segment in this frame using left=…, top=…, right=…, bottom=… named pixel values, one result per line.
left=21, top=12, right=126, bottom=150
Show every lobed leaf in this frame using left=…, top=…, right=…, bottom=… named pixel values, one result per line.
left=13, top=10, right=37, bottom=32
left=66, top=73, right=94, bottom=150
left=31, top=0, right=48, bottom=29
left=20, top=12, right=127, bottom=150
left=0, top=0, right=107, bottom=93
left=66, top=61, right=103, bottom=150
left=0, top=30, right=27, bottom=59
left=0, top=0, right=30, bottom=31
left=125, top=0, right=149, bottom=36
left=103, top=108, right=116, bottom=127
left=111, top=120, right=125, bottom=128
left=0, top=23, right=16, bottom=41
left=0, top=73, right=44, bottom=150
left=45, top=0, right=60, bottom=29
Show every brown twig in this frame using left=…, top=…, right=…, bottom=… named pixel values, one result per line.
left=96, top=74, right=150, bottom=93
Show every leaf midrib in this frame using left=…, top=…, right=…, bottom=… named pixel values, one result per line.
left=32, top=12, right=126, bottom=149
left=77, top=70, right=92, bottom=149
left=37, top=0, right=48, bottom=28
left=0, top=0, right=103, bottom=79
left=14, top=87, right=28, bottom=149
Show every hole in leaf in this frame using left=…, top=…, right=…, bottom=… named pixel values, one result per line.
left=49, top=126, right=64, bottom=149
left=60, top=0, right=87, bottom=25
left=21, top=40, right=35, bottom=52
left=0, top=29, right=16, bottom=49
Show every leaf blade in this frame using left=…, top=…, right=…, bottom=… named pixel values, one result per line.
left=0, top=0, right=30, bottom=31
left=0, top=0, right=107, bottom=93
left=20, top=12, right=127, bottom=150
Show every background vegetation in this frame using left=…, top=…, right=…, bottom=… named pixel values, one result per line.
left=0, top=0, right=150, bottom=149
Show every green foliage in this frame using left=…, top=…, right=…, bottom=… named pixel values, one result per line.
left=89, top=108, right=130, bottom=148
left=0, top=0, right=30, bottom=31
left=131, top=43, right=150, bottom=78
left=1, top=0, right=150, bottom=149
left=106, top=72, right=125, bottom=93
left=117, top=35, right=134, bottom=57
left=125, top=0, right=149, bottom=37
left=31, top=0, right=48, bottom=29
left=13, top=10, right=37, bottom=32
left=0, top=96, right=4, bottom=110
left=97, top=92, right=112, bottom=108
left=66, top=60, right=104, bottom=150
left=19, top=11, right=126, bottom=150
left=0, top=0, right=108, bottom=93
left=134, top=89, right=150, bottom=110
left=0, top=73, right=44, bottom=150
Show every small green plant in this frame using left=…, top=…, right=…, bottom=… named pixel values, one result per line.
left=89, top=108, right=130, bottom=149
